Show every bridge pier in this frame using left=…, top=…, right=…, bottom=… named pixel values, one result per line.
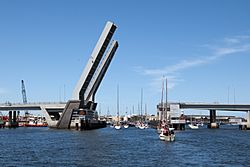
left=208, top=109, right=219, bottom=128
left=240, top=111, right=250, bottom=130
left=246, top=111, right=250, bottom=129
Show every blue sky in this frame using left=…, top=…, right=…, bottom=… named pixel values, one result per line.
left=0, top=1, right=250, bottom=117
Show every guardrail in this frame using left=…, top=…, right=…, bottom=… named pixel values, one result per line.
left=0, top=102, right=67, bottom=106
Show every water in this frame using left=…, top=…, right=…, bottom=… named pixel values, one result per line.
left=0, top=126, right=250, bottom=167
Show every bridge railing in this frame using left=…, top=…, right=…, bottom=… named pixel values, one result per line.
left=0, top=102, right=67, bottom=106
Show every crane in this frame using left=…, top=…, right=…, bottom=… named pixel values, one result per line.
left=21, top=80, right=28, bottom=116
left=21, top=80, right=27, bottom=104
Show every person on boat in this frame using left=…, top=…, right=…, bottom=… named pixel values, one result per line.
left=170, top=129, right=174, bottom=135
left=162, top=120, right=166, bottom=128
left=163, top=126, right=169, bottom=136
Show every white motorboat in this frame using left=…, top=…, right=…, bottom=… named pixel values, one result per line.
left=189, top=115, right=199, bottom=129
left=188, top=124, right=199, bottom=129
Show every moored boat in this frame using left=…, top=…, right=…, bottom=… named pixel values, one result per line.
left=114, top=85, right=121, bottom=130
left=124, top=124, right=129, bottom=129
left=114, top=124, right=121, bottom=130
left=189, top=115, right=199, bottom=129
left=24, top=120, right=48, bottom=127
left=188, top=124, right=199, bottom=129
left=138, top=122, right=145, bottom=129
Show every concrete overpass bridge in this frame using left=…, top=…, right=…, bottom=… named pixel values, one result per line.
left=0, top=21, right=119, bottom=129
left=177, top=102, right=250, bottom=128
left=158, top=102, right=250, bottom=129
left=0, top=102, right=66, bottom=127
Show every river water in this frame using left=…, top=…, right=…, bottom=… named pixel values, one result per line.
left=0, top=125, right=250, bottom=167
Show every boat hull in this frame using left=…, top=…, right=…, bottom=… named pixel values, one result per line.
left=23, top=124, right=48, bottom=127
left=159, top=133, right=175, bottom=142
left=124, top=125, right=129, bottom=129
left=115, top=125, right=121, bottom=130
left=80, top=121, right=107, bottom=130
left=139, top=125, right=145, bottom=129
left=188, top=124, right=199, bottom=129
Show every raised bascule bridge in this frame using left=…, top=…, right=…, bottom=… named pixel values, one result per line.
left=0, top=21, right=119, bottom=130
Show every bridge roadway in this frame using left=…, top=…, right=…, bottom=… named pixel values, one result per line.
left=0, top=102, right=67, bottom=127
left=179, top=103, right=250, bottom=111
left=0, top=102, right=66, bottom=111
left=177, top=102, right=250, bottom=128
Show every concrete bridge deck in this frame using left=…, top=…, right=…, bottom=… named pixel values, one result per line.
left=179, top=103, right=250, bottom=111
left=0, top=102, right=66, bottom=111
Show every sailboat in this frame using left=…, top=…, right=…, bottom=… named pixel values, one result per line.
left=123, top=108, right=129, bottom=129
left=159, top=127, right=175, bottom=141
left=157, top=78, right=165, bottom=134
left=115, top=85, right=121, bottom=130
left=124, top=124, right=129, bottom=129
left=138, top=122, right=145, bottom=129
left=188, top=115, right=199, bottom=129
left=144, top=104, right=149, bottom=129
left=158, top=77, right=175, bottom=142
left=114, top=123, right=121, bottom=129
left=138, top=88, right=146, bottom=130
left=114, top=123, right=121, bottom=130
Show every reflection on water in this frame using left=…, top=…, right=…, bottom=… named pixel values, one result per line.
left=0, top=125, right=250, bottom=166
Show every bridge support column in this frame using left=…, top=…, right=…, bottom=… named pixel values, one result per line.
left=40, top=106, right=57, bottom=128
left=208, top=109, right=219, bottom=128
left=246, top=111, right=250, bottom=129
left=8, top=111, right=12, bottom=126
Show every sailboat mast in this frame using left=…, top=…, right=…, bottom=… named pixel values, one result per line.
left=107, top=107, right=110, bottom=117
left=138, top=103, right=140, bottom=115
left=165, top=77, right=168, bottom=122
left=117, top=85, right=119, bottom=121
left=160, top=78, right=164, bottom=121
left=141, top=88, right=143, bottom=119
